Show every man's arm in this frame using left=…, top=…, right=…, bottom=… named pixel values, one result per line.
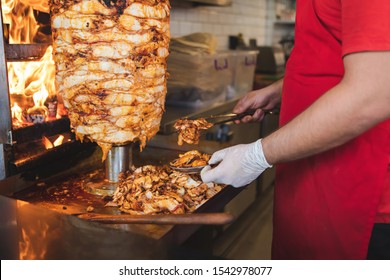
left=262, top=51, right=390, bottom=164
left=201, top=51, right=390, bottom=188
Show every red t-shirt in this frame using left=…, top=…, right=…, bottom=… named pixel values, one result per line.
left=314, top=0, right=390, bottom=222
left=273, top=0, right=390, bottom=259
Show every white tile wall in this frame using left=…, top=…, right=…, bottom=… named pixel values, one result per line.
left=170, top=0, right=269, bottom=50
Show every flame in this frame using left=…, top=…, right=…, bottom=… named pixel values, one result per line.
left=1, top=0, right=38, bottom=43
left=42, top=135, right=64, bottom=149
left=53, top=135, right=64, bottom=147
left=42, top=136, right=53, bottom=149
left=11, top=102, right=24, bottom=124
left=20, top=0, right=49, bottom=13
left=33, top=85, right=49, bottom=107
left=1, top=0, right=59, bottom=128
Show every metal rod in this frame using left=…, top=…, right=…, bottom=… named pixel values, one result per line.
left=84, top=144, right=133, bottom=196
left=0, top=144, right=6, bottom=180
left=105, top=144, right=133, bottom=183
left=0, top=2, right=13, bottom=145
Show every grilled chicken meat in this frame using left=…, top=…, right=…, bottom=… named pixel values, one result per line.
left=174, top=118, right=213, bottom=145
left=170, top=150, right=210, bottom=168
left=50, top=0, right=170, bottom=160
left=112, top=165, right=224, bottom=215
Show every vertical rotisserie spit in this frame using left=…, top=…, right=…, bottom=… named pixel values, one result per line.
left=49, top=0, right=170, bottom=161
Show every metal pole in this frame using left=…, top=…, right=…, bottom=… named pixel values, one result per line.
left=105, top=144, right=133, bottom=183
left=84, top=144, right=133, bottom=196
left=0, top=2, right=12, bottom=145
left=0, top=144, right=6, bottom=180
left=0, top=3, right=13, bottom=179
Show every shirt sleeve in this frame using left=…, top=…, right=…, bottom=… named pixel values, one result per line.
left=342, top=0, right=390, bottom=56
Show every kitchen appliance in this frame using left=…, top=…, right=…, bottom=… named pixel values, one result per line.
left=279, top=35, right=295, bottom=62
left=0, top=1, right=73, bottom=179
left=0, top=1, right=134, bottom=198
left=256, top=46, right=286, bottom=74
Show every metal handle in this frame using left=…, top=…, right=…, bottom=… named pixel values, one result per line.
left=78, top=212, right=235, bottom=225
left=208, top=108, right=279, bottom=125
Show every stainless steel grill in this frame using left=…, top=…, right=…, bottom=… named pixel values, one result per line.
left=0, top=2, right=68, bottom=179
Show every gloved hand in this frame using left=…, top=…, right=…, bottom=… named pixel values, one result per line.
left=201, top=139, right=272, bottom=188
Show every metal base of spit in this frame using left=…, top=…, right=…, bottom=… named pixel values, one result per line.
left=83, top=144, right=132, bottom=196
left=83, top=176, right=118, bottom=197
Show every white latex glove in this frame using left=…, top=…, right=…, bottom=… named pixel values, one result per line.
left=201, top=139, right=272, bottom=188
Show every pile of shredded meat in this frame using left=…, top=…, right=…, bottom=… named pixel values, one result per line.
left=50, top=0, right=171, bottom=160
left=112, top=165, right=224, bottom=214
left=173, top=118, right=213, bottom=145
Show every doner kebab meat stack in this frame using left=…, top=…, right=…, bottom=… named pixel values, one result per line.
left=50, top=0, right=170, bottom=160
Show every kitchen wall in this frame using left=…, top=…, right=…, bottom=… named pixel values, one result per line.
left=170, top=0, right=271, bottom=50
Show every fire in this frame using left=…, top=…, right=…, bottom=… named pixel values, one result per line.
left=11, top=102, right=25, bottom=125
left=42, top=134, right=64, bottom=149
left=32, top=82, right=49, bottom=107
left=53, top=134, right=64, bottom=146
left=1, top=0, right=60, bottom=128
left=42, top=136, right=53, bottom=149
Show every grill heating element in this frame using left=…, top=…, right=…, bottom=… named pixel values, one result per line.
left=1, top=1, right=47, bottom=177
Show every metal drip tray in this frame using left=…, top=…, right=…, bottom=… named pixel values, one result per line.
left=9, top=167, right=119, bottom=216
